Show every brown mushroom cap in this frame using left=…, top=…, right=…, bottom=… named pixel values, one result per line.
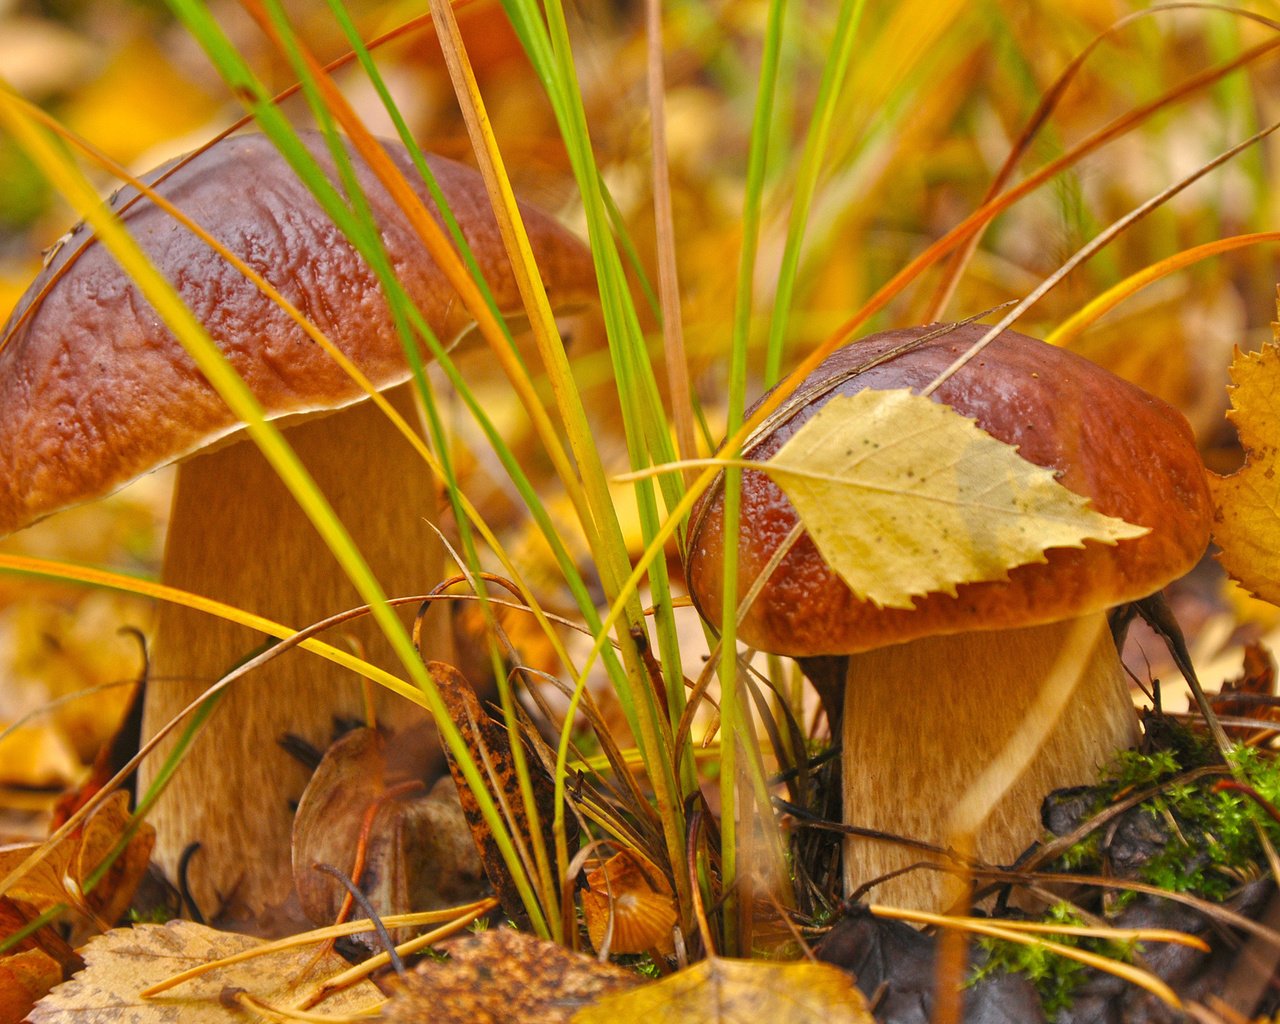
left=685, top=322, right=1212, bottom=657
left=0, top=131, right=594, bottom=536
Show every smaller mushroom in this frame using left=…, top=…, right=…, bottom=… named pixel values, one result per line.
left=685, top=322, right=1212, bottom=911
left=0, top=131, right=595, bottom=928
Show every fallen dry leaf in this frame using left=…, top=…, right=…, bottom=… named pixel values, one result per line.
left=1209, top=341, right=1280, bottom=605
left=27, top=920, right=382, bottom=1024
left=292, top=726, right=486, bottom=942
left=384, top=927, right=638, bottom=1024
left=0, top=893, right=82, bottom=989
left=574, top=955, right=874, bottom=1023
left=764, top=389, right=1147, bottom=610
left=1208, top=642, right=1279, bottom=739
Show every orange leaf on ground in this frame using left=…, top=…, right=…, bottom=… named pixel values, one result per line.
left=0, top=791, right=152, bottom=929
left=0, top=947, right=62, bottom=1022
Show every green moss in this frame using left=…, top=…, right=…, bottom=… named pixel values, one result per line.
left=1050, top=732, right=1280, bottom=899
left=970, top=903, right=1134, bottom=1015
left=971, top=729, right=1280, bottom=1014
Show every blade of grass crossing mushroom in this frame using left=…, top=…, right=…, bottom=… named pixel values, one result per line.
left=0, top=73, right=550, bottom=939
left=943, top=615, right=1103, bottom=911
left=246, top=0, right=566, bottom=927
left=307, top=5, right=613, bottom=667
left=233, top=0, right=601, bottom=586
left=226, top=0, right=606, bottom=657
left=167, top=0, right=560, bottom=929
left=501, top=0, right=703, bottom=922
left=712, top=0, right=787, bottom=950
left=241, top=1, right=482, bottom=586
left=176, top=0, right=591, bottom=690
left=761, top=0, right=866, bottom=387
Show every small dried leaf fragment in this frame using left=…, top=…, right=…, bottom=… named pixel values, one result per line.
left=291, top=727, right=485, bottom=943
left=0, top=894, right=80, bottom=977
left=582, top=850, right=677, bottom=956
left=428, top=661, right=563, bottom=926
left=384, top=927, right=638, bottom=1024
left=0, top=948, right=63, bottom=1022
left=0, top=791, right=153, bottom=928
left=764, top=390, right=1147, bottom=609
left=27, top=920, right=382, bottom=1024
left=573, top=956, right=873, bottom=1023
left=1209, top=343, right=1280, bottom=604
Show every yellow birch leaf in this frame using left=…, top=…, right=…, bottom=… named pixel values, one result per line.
left=1208, top=342, right=1280, bottom=604
left=573, top=956, right=873, bottom=1024
left=763, top=389, right=1148, bottom=610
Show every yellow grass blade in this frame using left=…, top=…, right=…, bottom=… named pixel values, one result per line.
left=1047, top=231, right=1280, bottom=348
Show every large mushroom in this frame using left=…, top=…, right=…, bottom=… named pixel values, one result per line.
left=0, top=131, right=594, bottom=928
left=685, top=322, right=1212, bottom=911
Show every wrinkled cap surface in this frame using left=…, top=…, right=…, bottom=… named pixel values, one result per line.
left=684, top=323, right=1213, bottom=657
left=0, top=131, right=594, bottom=535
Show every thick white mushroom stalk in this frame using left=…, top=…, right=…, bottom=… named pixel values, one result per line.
left=147, top=384, right=449, bottom=926
left=841, top=613, right=1137, bottom=911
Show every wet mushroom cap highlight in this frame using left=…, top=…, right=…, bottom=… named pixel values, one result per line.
left=685, top=322, right=1213, bottom=656
left=0, top=130, right=594, bottom=535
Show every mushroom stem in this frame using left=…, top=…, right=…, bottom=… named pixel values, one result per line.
left=142, top=382, right=453, bottom=928
left=841, top=612, right=1137, bottom=911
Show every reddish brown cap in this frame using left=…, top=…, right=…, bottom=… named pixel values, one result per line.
left=0, top=131, right=594, bottom=535
left=685, top=323, right=1212, bottom=656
